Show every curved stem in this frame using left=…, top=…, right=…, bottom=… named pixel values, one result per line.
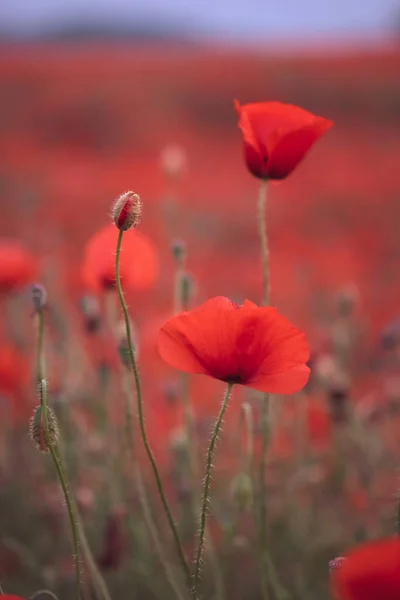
left=257, top=179, right=269, bottom=306
left=121, top=371, right=185, bottom=600
left=115, top=230, right=192, bottom=594
left=194, top=382, right=233, bottom=597
left=30, top=591, right=60, bottom=600
left=40, top=379, right=82, bottom=600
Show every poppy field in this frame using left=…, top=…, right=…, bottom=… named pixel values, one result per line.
left=0, top=42, right=400, bottom=600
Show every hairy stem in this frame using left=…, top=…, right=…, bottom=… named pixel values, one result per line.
left=115, top=229, right=192, bottom=594
left=121, top=371, right=185, bottom=600
left=40, top=379, right=81, bottom=600
left=76, top=515, right=113, bottom=600
left=194, top=382, right=233, bottom=598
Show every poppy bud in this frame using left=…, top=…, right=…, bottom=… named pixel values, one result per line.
left=79, top=295, right=102, bottom=334
left=230, top=472, right=253, bottom=511
left=329, top=556, right=347, bottom=573
left=31, top=283, right=47, bottom=313
left=171, top=239, right=186, bottom=263
left=335, top=285, right=359, bottom=318
left=29, top=405, right=60, bottom=452
left=163, top=381, right=179, bottom=405
left=112, top=191, right=141, bottom=231
left=328, top=384, right=349, bottom=424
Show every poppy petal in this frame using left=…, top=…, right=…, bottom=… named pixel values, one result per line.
left=267, top=119, right=333, bottom=179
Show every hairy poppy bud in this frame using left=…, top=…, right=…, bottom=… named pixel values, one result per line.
left=329, top=556, right=347, bottom=573
left=112, top=191, right=141, bottom=231
left=29, top=405, right=60, bottom=452
left=230, top=472, right=253, bottom=511
left=31, top=283, right=47, bottom=313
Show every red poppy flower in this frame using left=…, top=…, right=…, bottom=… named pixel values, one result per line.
left=82, top=223, right=159, bottom=292
left=332, top=538, right=400, bottom=600
left=0, top=596, right=25, bottom=600
left=0, top=240, right=37, bottom=293
left=234, top=100, right=333, bottom=180
left=158, top=296, right=310, bottom=394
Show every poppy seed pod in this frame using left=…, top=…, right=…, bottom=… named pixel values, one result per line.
left=112, top=191, right=142, bottom=231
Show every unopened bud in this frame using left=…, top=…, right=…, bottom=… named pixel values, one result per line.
left=329, top=556, right=347, bottom=573
left=80, top=295, right=102, bottom=334
left=171, top=239, right=186, bottom=263
left=230, top=472, right=253, bottom=511
left=31, top=283, right=47, bottom=313
left=29, top=405, right=60, bottom=452
left=335, top=285, right=359, bottom=317
left=160, top=144, right=187, bottom=180
left=112, top=191, right=141, bottom=231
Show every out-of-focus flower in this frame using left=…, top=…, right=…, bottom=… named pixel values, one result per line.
left=158, top=296, right=310, bottom=394
left=332, top=538, right=400, bottom=600
left=0, top=240, right=37, bottom=293
left=234, top=100, right=332, bottom=180
left=160, top=144, right=187, bottom=180
left=82, top=223, right=158, bottom=292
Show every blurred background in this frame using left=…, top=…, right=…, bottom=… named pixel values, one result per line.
left=0, top=1, right=400, bottom=599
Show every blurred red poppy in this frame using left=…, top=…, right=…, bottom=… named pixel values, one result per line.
left=82, top=223, right=159, bottom=292
left=158, top=296, right=309, bottom=394
left=0, top=596, right=25, bottom=600
left=234, top=100, right=332, bottom=180
left=332, top=538, right=400, bottom=600
left=0, top=240, right=36, bottom=293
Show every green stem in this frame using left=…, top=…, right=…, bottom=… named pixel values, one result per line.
left=122, top=372, right=185, bottom=600
left=240, top=402, right=254, bottom=473
left=0, top=582, right=4, bottom=594
left=257, top=179, right=269, bottom=306
left=115, top=230, right=192, bottom=594
left=76, top=515, right=113, bottom=600
left=259, top=392, right=270, bottom=600
left=194, top=382, right=233, bottom=598
left=36, top=310, right=45, bottom=383
left=40, top=379, right=82, bottom=600
left=257, top=178, right=271, bottom=600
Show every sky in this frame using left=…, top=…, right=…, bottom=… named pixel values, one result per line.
left=0, top=0, right=399, bottom=42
